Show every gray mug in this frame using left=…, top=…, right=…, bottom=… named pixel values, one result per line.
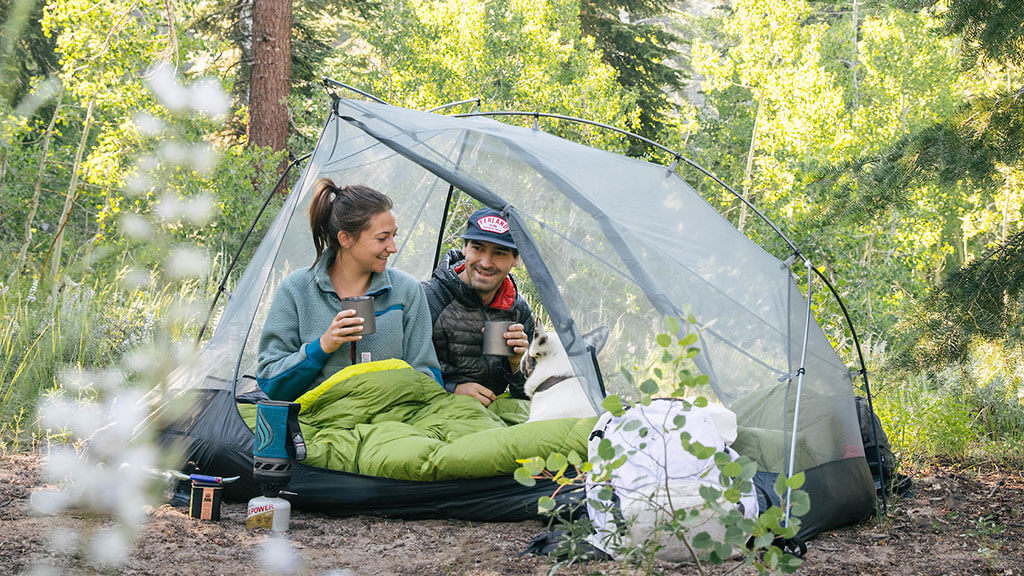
left=482, top=320, right=514, bottom=356
left=340, top=296, right=376, bottom=335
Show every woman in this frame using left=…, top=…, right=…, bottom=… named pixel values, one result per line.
left=256, top=178, right=442, bottom=401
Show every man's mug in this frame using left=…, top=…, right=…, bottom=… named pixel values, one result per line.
left=340, top=296, right=376, bottom=335
left=482, top=320, right=514, bottom=356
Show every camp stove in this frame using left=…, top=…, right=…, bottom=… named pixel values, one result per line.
left=249, top=400, right=305, bottom=531
left=252, top=399, right=306, bottom=495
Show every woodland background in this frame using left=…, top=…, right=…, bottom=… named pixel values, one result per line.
left=1, top=0, right=1023, bottom=470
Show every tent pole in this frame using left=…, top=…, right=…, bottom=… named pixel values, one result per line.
left=321, top=77, right=388, bottom=104
left=195, top=152, right=311, bottom=344
left=433, top=184, right=455, bottom=271
left=785, top=259, right=814, bottom=527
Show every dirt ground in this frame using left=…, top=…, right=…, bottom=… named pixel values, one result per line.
left=2, top=453, right=1022, bottom=576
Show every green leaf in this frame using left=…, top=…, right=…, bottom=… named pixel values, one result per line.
left=639, top=378, right=659, bottom=395
left=693, top=396, right=708, bottom=407
left=513, top=466, right=536, bottom=487
left=738, top=456, right=759, bottom=481
left=691, top=531, right=714, bottom=550
left=673, top=414, right=687, bottom=428
left=656, top=333, right=672, bottom=347
left=720, top=461, right=742, bottom=478
left=567, top=450, right=582, bottom=466
left=622, top=418, right=642, bottom=432
left=699, top=484, right=722, bottom=502
left=786, top=472, right=805, bottom=490
left=690, top=441, right=717, bottom=460
left=695, top=374, right=710, bottom=386
left=601, top=394, right=625, bottom=416
left=788, top=490, right=811, bottom=517
left=546, top=453, right=568, bottom=471
left=780, top=553, right=804, bottom=573
left=522, top=457, right=544, bottom=475
left=538, top=496, right=556, bottom=514
left=774, top=473, right=788, bottom=497
left=666, top=316, right=680, bottom=335
left=679, top=333, right=698, bottom=346
left=713, top=541, right=732, bottom=562
left=597, top=438, right=616, bottom=461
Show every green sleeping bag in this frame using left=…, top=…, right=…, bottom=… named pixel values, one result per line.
left=239, top=359, right=595, bottom=481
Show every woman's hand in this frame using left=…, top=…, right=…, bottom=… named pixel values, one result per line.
left=319, top=308, right=365, bottom=354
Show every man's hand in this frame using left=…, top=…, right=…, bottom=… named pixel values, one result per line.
left=318, top=308, right=365, bottom=354
left=454, top=382, right=497, bottom=406
left=505, top=323, right=529, bottom=373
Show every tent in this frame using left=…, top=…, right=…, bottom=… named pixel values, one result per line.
left=159, top=84, right=876, bottom=538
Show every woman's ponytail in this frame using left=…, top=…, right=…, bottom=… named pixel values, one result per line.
left=308, top=178, right=393, bottom=268
left=309, top=178, right=338, bottom=267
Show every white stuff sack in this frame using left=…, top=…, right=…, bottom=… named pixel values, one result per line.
left=585, top=399, right=758, bottom=562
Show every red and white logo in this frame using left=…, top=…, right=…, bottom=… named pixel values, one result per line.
left=477, top=215, right=509, bottom=234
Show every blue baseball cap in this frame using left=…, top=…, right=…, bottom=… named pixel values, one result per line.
left=461, top=208, right=516, bottom=249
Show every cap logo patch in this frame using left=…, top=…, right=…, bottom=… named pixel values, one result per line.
left=477, top=215, right=509, bottom=234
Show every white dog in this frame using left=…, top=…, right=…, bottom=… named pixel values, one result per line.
left=521, top=325, right=609, bottom=421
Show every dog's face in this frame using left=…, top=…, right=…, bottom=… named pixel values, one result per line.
left=521, top=324, right=610, bottom=396
left=519, top=324, right=565, bottom=379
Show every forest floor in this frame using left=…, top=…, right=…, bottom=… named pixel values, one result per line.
left=1, top=452, right=1022, bottom=575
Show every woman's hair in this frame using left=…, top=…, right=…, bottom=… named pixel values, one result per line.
left=309, top=178, right=393, bottom=267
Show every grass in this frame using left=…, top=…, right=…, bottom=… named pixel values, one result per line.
left=0, top=269, right=215, bottom=453
left=873, top=348, right=1024, bottom=469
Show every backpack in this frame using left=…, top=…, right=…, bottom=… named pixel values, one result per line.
left=585, top=399, right=758, bottom=562
left=854, top=396, right=905, bottom=495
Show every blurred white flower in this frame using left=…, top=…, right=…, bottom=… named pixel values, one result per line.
left=132, top=112, right=164, bottom=137
left=122, top=268, right=154, bottom=289
left=182, top=192, right=217, bottom=225
left=147, top=64, right=189, bottom=113
left=260, top=534, right=300, bottom=574
left=168, top=299, right=208, bottom=325
left=48, top=527, right=80, bottom=554
left=38, top=397, right=77, bottom=431
left=42, top=446, right=80, bottom=481
left=88, top=528, right=131, bottom=568
left=120, top=213, right=154, bottom=241
left=14, top=75, right=61, bottom=118
left=25, top=561, right=60, bottom=576
left=154, top=193, right=184, bottom=221
left=124, top=170, right=153, bottom=197
left=159, top=141, right=189, bottom=165
left=124, top=348, right=156, bottom=375
left=166, top=246, right=211, bottom=279
left=28, top=490, right=70, bottom=516
left=190, top=78, right=231, bottom=119
left=190, top=143, right=219, bottom=175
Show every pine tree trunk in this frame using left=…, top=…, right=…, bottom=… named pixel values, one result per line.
left=247, top=0, right=291, bottom=152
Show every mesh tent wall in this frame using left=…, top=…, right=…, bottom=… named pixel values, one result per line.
left=160, top=96, right=875, bottom=536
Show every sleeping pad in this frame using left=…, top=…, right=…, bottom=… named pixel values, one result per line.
left=239, top=359, right=596, bottom=481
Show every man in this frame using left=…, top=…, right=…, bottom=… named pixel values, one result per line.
left=424, top=208, right=535, bottom=406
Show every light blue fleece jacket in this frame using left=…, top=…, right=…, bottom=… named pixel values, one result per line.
left=256, top=247, right=443, bottom=401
